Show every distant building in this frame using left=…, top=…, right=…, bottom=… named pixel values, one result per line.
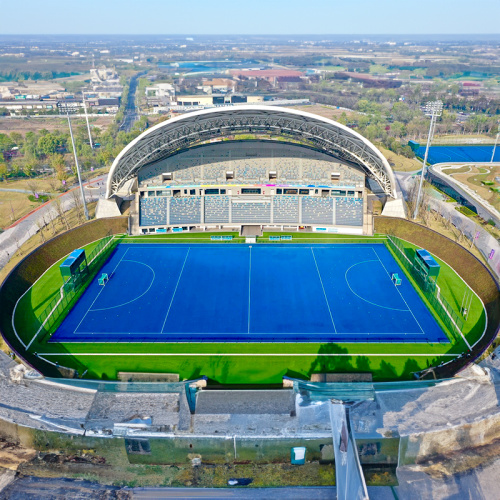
left=90, top=66, right=123, bottom=98
left=333, top=72, right=402, bottom=89
left=231, top=69, right=304, bottom=87
left=90, top=66, right=119, bottom=84
left=201, top=78, right=236, bottom=94
left=175, top=94, right=263, bottom=107
left=460, top=81, right=481, bottom=97
left=145, top=83, right=176, bottom=106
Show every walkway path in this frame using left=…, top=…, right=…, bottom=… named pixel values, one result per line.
left=0, top=175, right=107, bottom=270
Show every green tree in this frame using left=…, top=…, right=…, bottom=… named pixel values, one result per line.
left=0, top=162, right=8, bottom=181
left=391, top=102, right=416, bottom=124
left=37, top=133, right=64, bottom=156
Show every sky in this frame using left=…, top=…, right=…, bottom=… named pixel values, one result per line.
left=0, top=0, right=499, bottom=35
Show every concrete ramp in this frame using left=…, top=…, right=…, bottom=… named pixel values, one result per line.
left=95, top=197, right=122, bottom=219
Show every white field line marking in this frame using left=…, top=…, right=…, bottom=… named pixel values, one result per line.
left=24, top=236, right=119, bottom=350
left=311, top=248, right=337, bottom=333
left=90, top=260, right=156, bottom=312
left=371, top=247, right=426, bottom=335
left=161, top=248, right=190, bottom=333
left=26, top=284, right=65, bottom=350
left=344, top=260, right=409, bottom=312
left=72, top=247, right=129, bottom=334
left=39, top=352, right=460, bottom=357
left=248, top=246, right=252, bottom=334
left=387, top=236, right=475, bottom=349
left=71, top=331, right=426, bottom=336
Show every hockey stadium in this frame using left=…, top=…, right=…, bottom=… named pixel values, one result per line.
left=1, top=106, right=498, bottom=385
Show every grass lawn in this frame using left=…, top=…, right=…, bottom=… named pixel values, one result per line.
left=11, top=233, right=485, bottom=384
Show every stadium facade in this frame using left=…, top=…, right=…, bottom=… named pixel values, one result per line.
left=106, top=106, right=400, bottom=235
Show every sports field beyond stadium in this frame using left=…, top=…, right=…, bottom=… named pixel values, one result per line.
left=50, top=243, right=448, bottom=344
left=416, top=145, right=500, bottom=165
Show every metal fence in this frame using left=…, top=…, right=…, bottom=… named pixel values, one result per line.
left=385, top=234, right=465, bottom=343
left=31, top=235, right=117, bottom=345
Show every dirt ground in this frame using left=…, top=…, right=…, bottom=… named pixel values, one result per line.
left=0, top=439, right=36, bottom=472
left=0, top=115, right=114, bottom=135
left=292, top=104, right=359, bottom=121
left=379, top=146, right=422, bottom=172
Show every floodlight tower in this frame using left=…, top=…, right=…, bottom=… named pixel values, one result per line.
left=66, top=108, right=90, bottom=220
left=82, top=90, right=94, bottom=149
left=413, top=100, right=443, bottom=220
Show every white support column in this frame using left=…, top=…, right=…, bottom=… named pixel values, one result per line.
left=299, top=196, right=303, bottom=225
left=166, top=197, right=170, bottom=226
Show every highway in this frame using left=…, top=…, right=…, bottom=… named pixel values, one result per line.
left=119, top=71, right=146, bottom=132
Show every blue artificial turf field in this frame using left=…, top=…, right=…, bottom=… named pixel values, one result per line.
left=416, top=145, right=500, bottom=165
left=50, top=244, right=448, bottom=344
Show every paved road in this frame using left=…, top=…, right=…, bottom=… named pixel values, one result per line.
left=0, top=175, right=107, bottom=270
left=132, top=486, right=337, bottom=499
left=119, top=71, right=146, bottom=132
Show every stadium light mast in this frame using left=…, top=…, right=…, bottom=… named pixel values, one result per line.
left=82, top=91, right=94, bottom=149
left=413, top=100, right=443, bottom=220
left=66, top=110, right=90, bottom=220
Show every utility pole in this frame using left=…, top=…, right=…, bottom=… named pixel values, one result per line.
left=413, top=100, right=443, bottom=220
left=66, top=112, right=89, bottom=220
left=82, top=91, right=94, bottom=149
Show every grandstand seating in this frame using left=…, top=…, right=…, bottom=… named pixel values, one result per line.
left=140, top=196, right=168, bottom=226
left=335, top=198, right=363, bottom=226
left=169, top=197, right=202, bottom=225
left=231, top=200, right=271, bottom=223
left=273, top=196, right=299, bottom=223
left=137, top=141, right=365, bottom=188
left=302, top=197, right=334, bottom=225
left=139, top=194, right=364, bottom=228
left=204, top=195, right=230, bottom=223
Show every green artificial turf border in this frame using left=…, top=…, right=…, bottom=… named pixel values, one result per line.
left=12, top=232, right=485, bottom=383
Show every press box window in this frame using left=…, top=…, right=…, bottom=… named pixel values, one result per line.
left=284, top=189, right=298, bottom=195
left=299, top=189, right=309, bottom=195
left=241, top=188, right=261, bottom=194
left=205, top=188, right=219, bottom=195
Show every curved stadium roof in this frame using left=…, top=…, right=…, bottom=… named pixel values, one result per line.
left=106, top=105, right=397, bottom=198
